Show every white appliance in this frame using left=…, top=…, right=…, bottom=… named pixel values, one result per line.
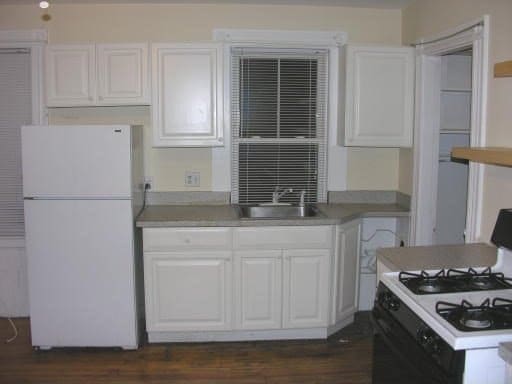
left=21, top=125, right=144, bottom=349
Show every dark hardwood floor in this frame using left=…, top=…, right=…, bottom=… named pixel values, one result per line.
left=0, top=313, right=373, bottom=384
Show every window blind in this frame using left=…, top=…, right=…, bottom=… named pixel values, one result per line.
left=0, top=49, right=31, bottom=237
left=231, top=48, right=328, bottom=204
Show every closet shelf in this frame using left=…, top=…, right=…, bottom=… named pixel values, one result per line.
left=494, top=61, right=512, bottom=78
left=451, top=147, right=512, bottom=167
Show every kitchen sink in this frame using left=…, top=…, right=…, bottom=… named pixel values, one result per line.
left=237, top=204, right=323, bottom=219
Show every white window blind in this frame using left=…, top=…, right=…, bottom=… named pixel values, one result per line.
left=231, top=48, right=328, bottom=205
left=0, top=49, right=31, bottom=237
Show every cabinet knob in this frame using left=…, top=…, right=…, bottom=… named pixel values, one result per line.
left=88, top=96, right=94, bottom=101
left=98, top=96, right=104, bottom=101
left=184, top=238, right=191, bottom=244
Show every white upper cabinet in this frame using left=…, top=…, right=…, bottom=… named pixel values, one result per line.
left=97, top=44, right=149, bottom=105
left=152, top=43, right=223, bottom=147
left=342, top=44, right=414, bottom=147
left=46, top=43, right=150, bottom=107
left=46, top=44, right=96, bottom=106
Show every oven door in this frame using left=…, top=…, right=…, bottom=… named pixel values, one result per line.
left=372, top=303, right=461, bottom=384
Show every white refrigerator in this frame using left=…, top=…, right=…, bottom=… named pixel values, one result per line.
left=21, top=125, right=143, bottom=349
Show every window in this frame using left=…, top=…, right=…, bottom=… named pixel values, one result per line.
left=231, top=48, right=328, bottom=205
left=0, top=49, right=32, bottom=237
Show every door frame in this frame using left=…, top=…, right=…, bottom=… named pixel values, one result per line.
left=410, top=16, right=489, bottom=245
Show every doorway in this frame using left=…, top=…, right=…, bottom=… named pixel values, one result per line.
left=410, top=17, right=489, bottom=246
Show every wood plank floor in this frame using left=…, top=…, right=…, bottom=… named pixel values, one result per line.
left=0, top=314, right=373, bottom=384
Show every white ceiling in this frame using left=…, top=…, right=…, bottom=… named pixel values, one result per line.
left=0, top=0, right=415, bottom=10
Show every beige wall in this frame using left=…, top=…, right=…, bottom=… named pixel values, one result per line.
left=0, top=3, right=402, bottom=191
left=401, top=0, right=512, bottom=240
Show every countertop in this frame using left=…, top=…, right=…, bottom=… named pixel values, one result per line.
left=135, top=203, right=409, bottom=228
left=377, top=243, right=497, bottom=272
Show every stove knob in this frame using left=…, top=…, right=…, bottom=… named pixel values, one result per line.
left=417, top=328, right=440, bottom=355
left=378, top=292, right=401, bottom=311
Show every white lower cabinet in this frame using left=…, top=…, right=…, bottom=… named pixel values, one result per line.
left=144, top=251, right=232, bottom=331
left=283, top=249, right=329, bottom=328
left=235, top=250, right=282, bottom=330
left=333, top=220, right=361, bottom=324
left=142, top=225, right=361, bottom=342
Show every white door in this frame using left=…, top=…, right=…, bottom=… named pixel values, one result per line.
left=46, top=44, right=95, bottom=106
left=21, top=125, right=132, bottom=198
left=24, top=199, right=137, bottom=348
left=144, top=251, right=232, bottom=331
left=235, top=250, right=282, bottom=330
left=97, top=44, right=149, bottom=105
left=283, top=249, right=329, bottom=328
left=334, top=222, right=360, bottom=323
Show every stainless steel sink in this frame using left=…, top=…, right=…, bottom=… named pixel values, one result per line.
left=237, top=204, right=322, bottom=219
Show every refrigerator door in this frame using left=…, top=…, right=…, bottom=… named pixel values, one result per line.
left=21, top=125, right=132, bottom=198
left=25, top=199, right=138, bottom=348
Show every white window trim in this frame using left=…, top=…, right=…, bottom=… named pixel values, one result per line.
left=212, top=29, right=348, bottom=194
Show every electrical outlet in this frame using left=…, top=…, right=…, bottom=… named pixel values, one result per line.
left=144, top=176, right=153, bottom=190
left=185, top=171, right=200, bottom=187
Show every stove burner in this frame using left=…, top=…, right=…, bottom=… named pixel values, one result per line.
left=459, top=309, right=492, bottom=329
left=399, top=267, right=512, bottom=295
left=436, top=298, right=512, bottom=332
left=469, top=277, right=494, bottom=289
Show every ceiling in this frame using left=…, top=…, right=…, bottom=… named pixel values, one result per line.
left=0, top=0, right=415, bottom=9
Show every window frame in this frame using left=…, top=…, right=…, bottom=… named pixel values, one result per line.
left=212, top=29, right=348, bottom=197
left=230, top=49, right=329, bottom=204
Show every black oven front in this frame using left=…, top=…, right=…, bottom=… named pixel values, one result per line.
left=371, top=282, right=465, bottom=384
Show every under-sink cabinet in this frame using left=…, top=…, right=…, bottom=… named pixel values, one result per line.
left=142, top=224, right=359, bottom=342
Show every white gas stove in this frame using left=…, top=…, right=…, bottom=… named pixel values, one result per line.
left=373, top=209, right=512, bottom=384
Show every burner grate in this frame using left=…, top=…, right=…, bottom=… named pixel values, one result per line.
left=399, top=267, right=512, bottom=295
left=436, top=298, right=512, bottom=332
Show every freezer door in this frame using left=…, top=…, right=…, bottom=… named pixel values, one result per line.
left=21, top=125, right=132, bottom=198
left=24, top=199, right=138, bottom=348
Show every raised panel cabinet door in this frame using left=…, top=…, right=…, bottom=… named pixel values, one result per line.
left=343, top=45, right=414, bottom=147
left=144, top=251, right=232, bottom=331
left=235, top=250, right=282, bottom=330
left=97, top=43, right=149, bottom=105
left=46, top=44, right=96, bottom=106
left=152, top=43, right=223, bottom=147
left=283, top=249, right=329, bottom=328
left=334, top=221, right=361, bottom=323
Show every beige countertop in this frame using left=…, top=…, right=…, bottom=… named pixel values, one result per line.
left=377, top=243, right=497, bottom=272
left=136, top=203, right=409, bottom=228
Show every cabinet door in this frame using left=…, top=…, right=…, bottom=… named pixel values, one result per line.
left=97, top=44, right=149, bottom=105
left=283, top=249, right=329, bottom=328
left=333, top=221, right=360, bottom=323
left=46, top=44, right=96, bottom=106
left=235, top=250, right=282, bottom=330
left=152, top=43, right=223, bottom=147
left=343, top=45, right=414, bottom=147
left=144, top=251, right=232, bottom=331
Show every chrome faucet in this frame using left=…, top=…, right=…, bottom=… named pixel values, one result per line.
left=272, top=186, right=293, bottom=204
left=299, top=190, right=306, bottom=207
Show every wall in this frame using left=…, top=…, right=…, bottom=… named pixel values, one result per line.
left=0, top=3, right=402, bottom=192
left=400, top=0, right=512, bottom=241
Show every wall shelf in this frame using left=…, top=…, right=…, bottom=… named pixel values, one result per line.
left=494, top=60, right=512, bottom=78
left=451, top=147, right=512, bottom=167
